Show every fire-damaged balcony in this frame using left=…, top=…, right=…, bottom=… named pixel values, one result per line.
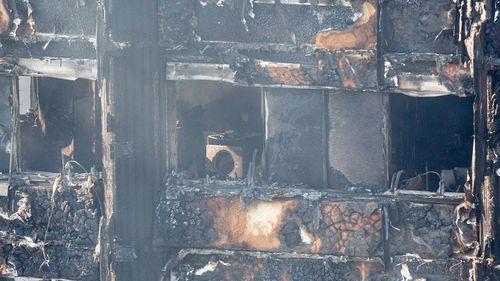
left=0, top=0, right=496, bottom=280
left=0, top=0, right=100, bottom=277
left=153, top=0, right=493, bottom=280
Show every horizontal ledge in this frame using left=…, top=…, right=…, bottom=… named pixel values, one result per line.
left=164, top=40, right=376, bottom=55
left=166, top=62, right=464, bottom=97
left=162, top=180, right=464, bottom=204
left=0, top=57, right=97, bottom=80
left=1, top=32, right=96, bottom=44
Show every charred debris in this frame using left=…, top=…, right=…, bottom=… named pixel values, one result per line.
left=0, top=0, right=497, bottom=280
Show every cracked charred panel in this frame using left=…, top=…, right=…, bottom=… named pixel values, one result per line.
left=30, top=0, right=96, bottom=35
left=389, top=202, right=473, bottom=259
left=316, top=52, right=377, bottom=88
left=0, top=176, right=99, bottom=280
left=382, top=0, right=456, bottom=53
left=0, top=0, right=9, bottom=33
left=169, top=252, right=386, bottom=281
left=264, top=89, right=324, bottom=188
left=155, top=187, right=383, bottom=255
left=315, top=0, right=377, bottom=50
left=328, top=93, right=387, bottom=190
left=320, top=202, right=382, bottom=256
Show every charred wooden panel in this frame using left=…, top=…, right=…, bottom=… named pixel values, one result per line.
left=382, top=0, right=457, bottom=54
left=328, top=93, right=388, bottom=190
left=264, top=88, right=324, bottom=188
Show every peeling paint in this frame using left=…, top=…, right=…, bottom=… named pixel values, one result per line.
left=440, top=63, right=471, bottom=83
left=258, top=61, right=311, bottom=85
left=337, top=55, right=357, bottom=88
left=0, top=0, right=10, bottom=33
left=315, top=1, right=377, bottom=50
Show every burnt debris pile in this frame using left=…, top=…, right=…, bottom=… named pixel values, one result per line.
left=0, top=172, right=100, bottom=280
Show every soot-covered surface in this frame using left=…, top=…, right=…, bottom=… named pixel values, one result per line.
left=0, top=173, right=99, bottom=280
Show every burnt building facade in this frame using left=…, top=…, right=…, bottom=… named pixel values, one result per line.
left=0, top=0, right=499, bottom=280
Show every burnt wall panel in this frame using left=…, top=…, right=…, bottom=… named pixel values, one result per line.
left=382, top=0, right=456, bottom=54
left=155, top=184, right=383, bottom=256
left=389, top=202, right=472, bottom=259
left=264, top=88, right=324, bottom=188
left=328, top=93, right=387, bottom=190
left=159, top=0, right=377, bottom=51
left=195, top=2, right=354, bottom=45
left=30, top=0, right=96, bottom=35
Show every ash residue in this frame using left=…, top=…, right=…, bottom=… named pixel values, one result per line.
left=159, top=0, right=200, bottom=49
left=225, top=51, right=273, bottom=85
left=382, top=0, right=456, bottom=53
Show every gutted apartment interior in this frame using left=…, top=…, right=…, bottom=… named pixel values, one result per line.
left=0, top=0, right=499, bottom=280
